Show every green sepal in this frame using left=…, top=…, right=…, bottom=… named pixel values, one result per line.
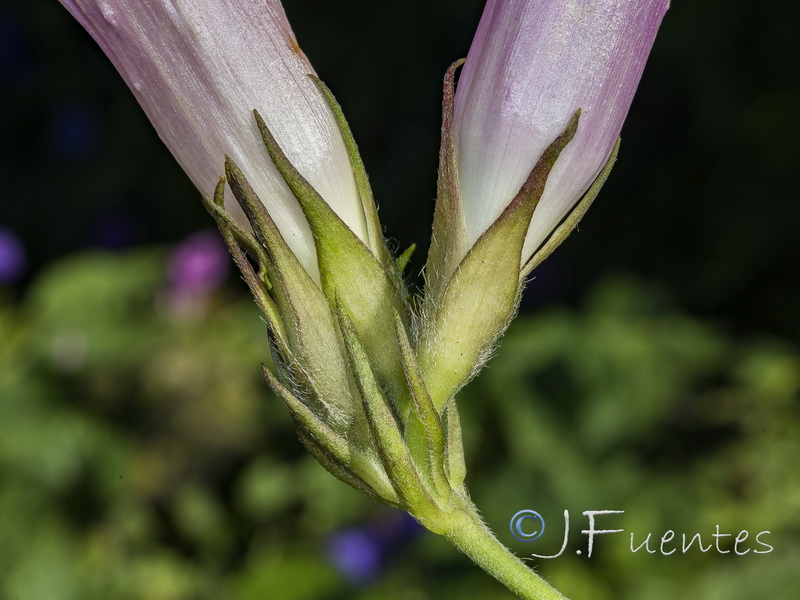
left=308, top=75, right=392, bottom=271
left=204, top=177, right=272, bottom=285
left=297, top=428, right=398, bottom=506
left=225, top=157, right=353, bottom=425
left=444, top=399, right=467, bottom=490
left=417, top=111, right=581, bottom=410
left=424, top=59, right=468, bottom=303
left=521, top=137, right=620, bottom=279
left=269, top=337, right=378, bottom=467
left=261, top=363, right=397, bottom=503
left=336, top=302, right=438, bottom=516
left=203, top=178, right=287, bottom=345
left=254, top=111, right=410, bottom=408
left=261, top=362, right=352, bottom=468
left=395, top=243, right=416, bottom=275
left=392, top=311, right=450, bottom=499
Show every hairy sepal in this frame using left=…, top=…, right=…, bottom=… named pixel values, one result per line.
left=261, top=364, right=397, bottom=503
left=417, top=111, right=581, bottom=410
left=254, top=110, right=411, bottom=410
left=521, top=137, right=620, bottom=279
left=225, top=157, right=354, bottom=427
left=424, top=59, right=468, bottom=303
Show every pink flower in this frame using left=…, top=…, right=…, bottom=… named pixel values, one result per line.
left=59, top=0, right=368, bottom=279
left=454, top=0, right=670, bottom=261
left=168, top=229, right=230, bottom=296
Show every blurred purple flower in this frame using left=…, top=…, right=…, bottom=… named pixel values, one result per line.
left=0, top=227, right=27, bottom=283
left=371, top=510, right=421, bottom=548
left=168, top=229, right=230, bottom=296
left=325, top=510, right=422, bottom=585
left=326, top=529, right=382, bottom=584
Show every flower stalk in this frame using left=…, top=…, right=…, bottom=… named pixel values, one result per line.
left=443, top=500, right=569, bottom=600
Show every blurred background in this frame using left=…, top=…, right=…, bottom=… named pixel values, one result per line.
left=1, top=1, right=799, bottom=598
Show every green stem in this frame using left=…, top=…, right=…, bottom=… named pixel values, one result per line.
left=441, top=497, right=569, bottom=600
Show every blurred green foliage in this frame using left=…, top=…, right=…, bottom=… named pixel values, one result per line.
left=1, top=248, right=797, bottom=598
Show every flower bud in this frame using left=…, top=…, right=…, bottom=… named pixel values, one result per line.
left=419, top=0, right=669, bottom=407
left=454, top=0, right=670, bottom=262
left=59, top=0, right=369, bottom=279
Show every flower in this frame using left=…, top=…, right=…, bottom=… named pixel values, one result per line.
left=0, top=227, right=27, bottom=284
left=453, top=0, right=670, bottom=261
left=58, top=0, right=367, bottom=279
left=168, top=229, right=230, bottom=296
left=160, top=229, right=231, bottom=319
left=326, top=529, right=382, bottom=584
left=325, top=510, right=421, bottom=584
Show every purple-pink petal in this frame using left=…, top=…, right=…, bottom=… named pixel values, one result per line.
left=454, top=0, right=670, bottom=261
left=57, top=1, right=366, bottom=279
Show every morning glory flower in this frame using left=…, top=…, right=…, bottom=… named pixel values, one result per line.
left=453, top=0, right=670, bottom=261
left=58, top=0, right=368, bottom=279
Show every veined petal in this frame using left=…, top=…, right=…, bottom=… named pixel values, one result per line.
left=59, top=0, right=368, bottom=278
left=454, top=0, right=669, bottom=262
